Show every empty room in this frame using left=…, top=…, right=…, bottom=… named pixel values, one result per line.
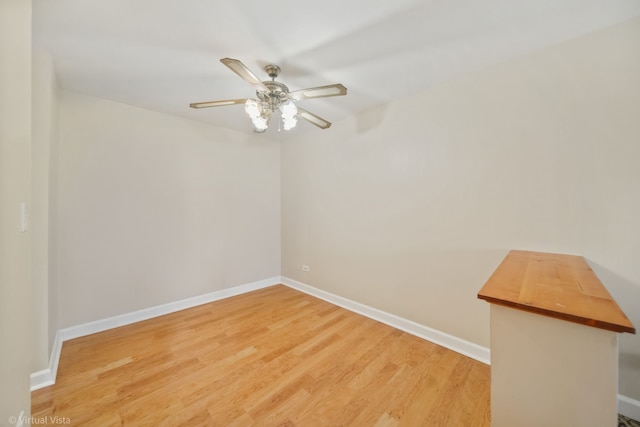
left=2, top=1, right=640, bottom=426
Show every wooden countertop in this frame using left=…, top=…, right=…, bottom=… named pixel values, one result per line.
left=478, top=250, right=635, bottom=334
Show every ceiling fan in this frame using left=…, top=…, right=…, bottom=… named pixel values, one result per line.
left=190, top=58, right=347, bottom=133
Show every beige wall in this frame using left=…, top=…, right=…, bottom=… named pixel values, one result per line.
left=31, top=50, right=58, bottom=373
left=55, top=91, right=281, bottom=328
left=48, top=64, right=60, bottom=366
left=282, top=17, right=640, bottom=398
left=490, top=305, right=619, bottom=426
left=0, top=0, right=33, bottom=421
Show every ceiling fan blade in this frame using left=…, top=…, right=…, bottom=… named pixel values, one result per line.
left=298, top=108, right=332, bottom=129
left=289, top=84, right=347, bottom=101
left=220, top=58, right=269, bottom=92
left=189, top=98, right=250, bottom=109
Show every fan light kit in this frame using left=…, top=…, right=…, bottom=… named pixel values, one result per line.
left=190, top=58, right=347, bottom=133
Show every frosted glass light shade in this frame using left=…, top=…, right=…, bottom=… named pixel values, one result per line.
left=245, top=99, right=261, bottom=118
left=281, top=100, right=297, bottom=119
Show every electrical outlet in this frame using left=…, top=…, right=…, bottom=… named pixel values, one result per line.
left=302, top=265, right=310, bottom=272
left=20, top=203, right=28, bottom=232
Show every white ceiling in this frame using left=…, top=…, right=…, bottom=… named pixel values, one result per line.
left=33, top=0, right=640, bottom=137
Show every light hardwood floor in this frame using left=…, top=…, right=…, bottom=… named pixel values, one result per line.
left=32, top=285, right=491, bottom=426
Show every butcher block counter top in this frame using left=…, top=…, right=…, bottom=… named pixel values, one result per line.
left=477, top=250, right=635, bottom=334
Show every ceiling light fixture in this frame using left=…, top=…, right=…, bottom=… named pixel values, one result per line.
left=243, top=65, right=299, bottom=133
left=244, top=88, right=298, bottom=133
left=190, top=58, right=347, bottom=133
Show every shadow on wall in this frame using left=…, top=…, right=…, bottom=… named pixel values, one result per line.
left=588, top=261, right=640, bottom=398
left=589, top=261, right=640, bottom=330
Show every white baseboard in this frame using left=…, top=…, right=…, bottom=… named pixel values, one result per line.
left=30, top=368, right=54, bottom=390
left=280, top=276, right=491, bottom=365
left=619, top=394, right=640, bottom=421
left=30, top=331, right=63, bottom=390
left=30, top=277, right=280, bottom=390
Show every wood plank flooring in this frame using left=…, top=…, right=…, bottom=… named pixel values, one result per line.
left=31, top=285, right=490, bottom=426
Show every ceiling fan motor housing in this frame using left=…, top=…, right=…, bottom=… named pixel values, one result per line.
left=257, top=80, right=290, bottom=111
